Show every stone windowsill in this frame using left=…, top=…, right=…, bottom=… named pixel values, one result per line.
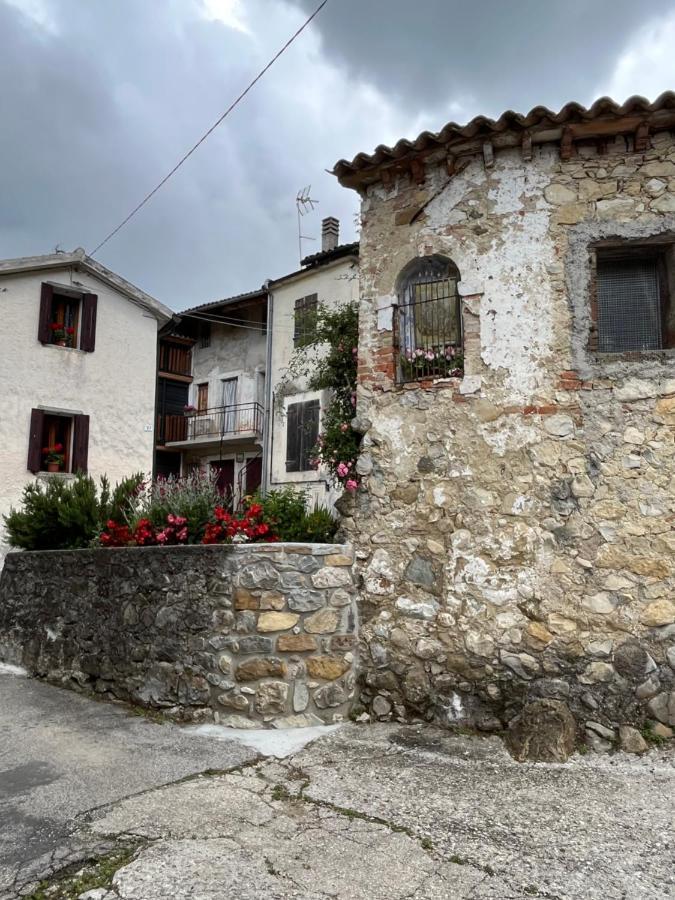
left=43, top=343, right=84, bottom=354
left=36, top=471, right=76, bottom=482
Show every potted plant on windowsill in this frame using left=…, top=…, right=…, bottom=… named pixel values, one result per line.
left=49, top=323, right=75, bottom=347
left=183, top=404, right=197, bottom=417
left=42, top=444, right=65, bottom=473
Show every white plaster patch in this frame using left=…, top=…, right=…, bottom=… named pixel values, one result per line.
left=479, top=418, right=539, bottom=455
left=185, top=723, right=342, bottom=758
left=0, top=662, right=27, bottom=676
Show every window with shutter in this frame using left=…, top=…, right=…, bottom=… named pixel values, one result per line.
left=72, top=415, right=90, bottom=473
left=27, top=408, right=45, bottom=472
left=27, top=411, right=80, bottom=474
left=80, top=293, right=98, bottom=352
left=592, top=243, right=674, bottom=353
left=37, top=283, right=97, bottom=351
left=286, top=399, right=320, bottom=472
left=294, top=294, right=318, bottom=347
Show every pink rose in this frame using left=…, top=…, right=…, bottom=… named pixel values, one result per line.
left=336, top=462, right=349, bottom=478
left=345, top=479, right=358, bottom=493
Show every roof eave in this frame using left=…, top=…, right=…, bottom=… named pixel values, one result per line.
left=332, top=91, right=675, bottom=190
left=0, top=249, right=172, bottom=324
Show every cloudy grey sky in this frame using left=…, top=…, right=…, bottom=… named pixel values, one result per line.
left=2, top=0, right=675, bottom=309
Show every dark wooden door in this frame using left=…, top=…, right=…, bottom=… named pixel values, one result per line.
left=245, top=456, right=262, bottom=494
left=210, top=460, right=234, bottom=498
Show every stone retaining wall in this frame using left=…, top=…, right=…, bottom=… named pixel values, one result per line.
left=0, top=543, right=357, bottom=728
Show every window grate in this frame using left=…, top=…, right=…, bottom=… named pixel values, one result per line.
left=596, top=258, right=662, bottom=352
left=397, top=277, right=463, bottom=382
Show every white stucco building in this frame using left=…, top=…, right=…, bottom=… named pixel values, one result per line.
left=160, top=289, right=268, bottom=503
left=158, top=218, right=359, bottom=510
left=265, top=218, right=359, bottom=508
left=0, top=248, right=172, bottom=564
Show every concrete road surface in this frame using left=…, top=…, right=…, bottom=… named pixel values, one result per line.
left=1, top=668, right=674, bottom=899
left=0, top=669, right=257, bottom=897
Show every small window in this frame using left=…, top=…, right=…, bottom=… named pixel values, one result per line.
left=27, top=409, right=89, bottom=474
left=199, top=322, right=211, bottom=349
left=294, top=294, right=318, bottom=347
left=38, top=284, right=97, bottom=351
left=396, top=255, right=463, bottom=382
left=197, top=383, right=209, bottom=413
left=593, top=244, right=675, bottom=352
left=285, top=399, right=320, bottom=472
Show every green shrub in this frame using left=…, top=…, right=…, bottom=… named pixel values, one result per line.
left=301, top=503, right=339, bottom=543
left=133, top=470, right=223, bottom=543
left=256, top=488, right=338, bottom=543
left=258, top=487, right=310, bottom=542
left=3, top=473, right=143, bottom=551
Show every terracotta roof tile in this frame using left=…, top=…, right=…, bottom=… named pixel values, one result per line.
left=333, top=92, right=675, bottom=186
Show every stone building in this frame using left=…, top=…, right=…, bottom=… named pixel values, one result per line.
left=333, top=93, right=675, bottom=738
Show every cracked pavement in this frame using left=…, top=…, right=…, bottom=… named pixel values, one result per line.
left=2, top=674, right=675, bottom=899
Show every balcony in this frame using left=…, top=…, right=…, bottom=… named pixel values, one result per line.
left=158, top=339, right=193, bottom=379
left=165, top=403, right=264, bottom=449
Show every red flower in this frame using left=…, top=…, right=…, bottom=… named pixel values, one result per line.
left=66, top=327, right=75, bottom=335
left=49, top=322, right=61, bottom=331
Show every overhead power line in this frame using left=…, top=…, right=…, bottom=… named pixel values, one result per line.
left=90, top=0, right=330, bottom=256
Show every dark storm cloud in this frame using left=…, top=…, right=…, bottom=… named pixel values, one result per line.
left=292, top=0, right=674, bottom=120
left=1, top=0, right=673, bottom=308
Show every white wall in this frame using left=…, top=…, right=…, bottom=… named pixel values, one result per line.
left=268, top=255, right=359, bottom=508
left=189, top=320, right=267, bottom=410
left=0, top=267, right=160, bottom=562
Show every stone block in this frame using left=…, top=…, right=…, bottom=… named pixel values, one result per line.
left=640, top=600, right=675, bottom=627
left=293, top=682, right=309, bottom=712
left=506, top=700, right=577, bottom=762
left=234, top=588, right=258, bottom=611
left=314, top=681, right=348, bottom=709
left=259, top=591, right=285, bottom=610
left=277, top=634, right=318, bottom=652
left=287, top=590, right=325, bottom=612
left=305, top=656, right=351, bottom=680
left=647, top=691, right=675, bottom=726
left=304, top=609, right=340, bottom=634
left=237, top=636, right=274, bottom=654
left=311, top=567, right=352, bottom=588
left=257, top=612, right=299, bottom=632
left=235, top=658, right=286, bottom=682
left=325, top=554, right=353, bottom=567
left=255, top=681, right=289, bottom=715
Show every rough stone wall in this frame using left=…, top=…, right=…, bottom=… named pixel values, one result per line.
left=343, top=133, right=675, bottom=739
left=0, top=544, right=357, bottom=728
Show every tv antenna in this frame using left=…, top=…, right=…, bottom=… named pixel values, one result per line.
left=296, top=186, right=318, bottom=262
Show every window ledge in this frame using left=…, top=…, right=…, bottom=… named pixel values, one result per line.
left=35, top=471, right=75, bottom=481
left=43, top=343, right=84, bottom=354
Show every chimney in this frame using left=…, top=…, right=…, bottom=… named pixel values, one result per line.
left=321, top=216, right=339, bottom=252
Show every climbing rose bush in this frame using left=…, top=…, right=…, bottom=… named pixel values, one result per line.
left=281, top=302, right=361, bottom=493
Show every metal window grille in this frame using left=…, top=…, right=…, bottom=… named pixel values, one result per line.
left=596, top=258, right=662, bottom=352
left=397, top=277, right=463, bottom=382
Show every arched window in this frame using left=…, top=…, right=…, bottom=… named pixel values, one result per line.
left=396, top=255, right=463, bottom=382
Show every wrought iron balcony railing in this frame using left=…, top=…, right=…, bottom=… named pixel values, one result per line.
left=180, top=402, right=264, bottom=442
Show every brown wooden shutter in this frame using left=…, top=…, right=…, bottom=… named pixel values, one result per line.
left=80, top=293, right=98, bottom=352
left=300, top=399, right=320, bottom=470
left=293, top=298, right=303, bottom=346
left=72, top=414, right=90, bottom=473
left=27, top=408, right=45, bottom=473
left=285, top=403, right=300, bottom=472
left=38, top=284, right=53, bottom=344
